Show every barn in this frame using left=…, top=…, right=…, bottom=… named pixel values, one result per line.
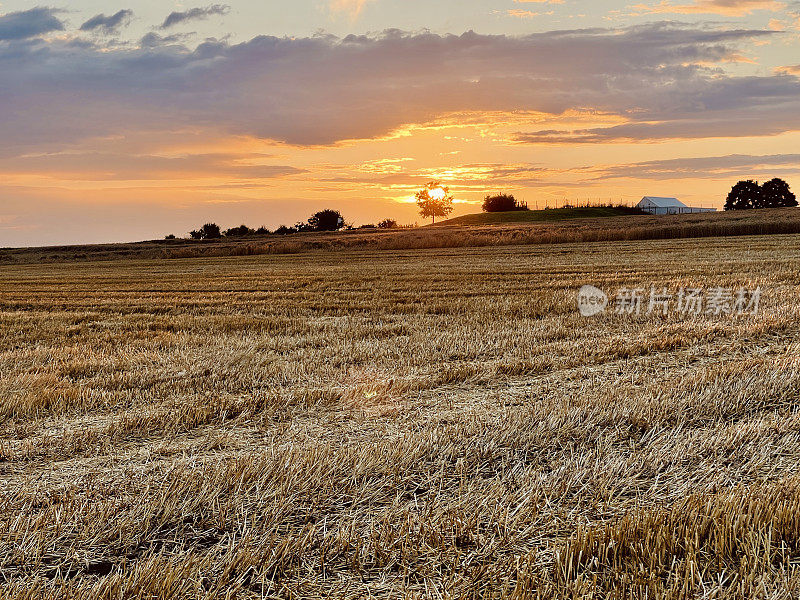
left=637, top=197, right=717, bottom=215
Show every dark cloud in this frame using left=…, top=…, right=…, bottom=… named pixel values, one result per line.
left=80, top=9, right=134, bottom=34
left=139, top=31, right=193, bottom=48
left=0, top=7, right=64, bottom=41
left=0, top=23, right=798, bottom=153
left=160, top=5, right=230, bottom=29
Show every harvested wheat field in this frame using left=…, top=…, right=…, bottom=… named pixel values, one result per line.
left=2, top=234, right=800, bottom=599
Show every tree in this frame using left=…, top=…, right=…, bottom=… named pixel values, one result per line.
left=415, top=181, right=454, bottom=224
left=725, top=180, right=761, bottom=211
left=378, top=218, right=398, bottom=229
left=274, top=225, right=296, bottom=235
left=482, top=193, right=528, bottom=213
left=307, top=209, right=345, bottom=231
left=189, top=223, right=222, bottom=239
left=224, top=224, right=255, bottom=237
left=761, top=178, right=797, bottom=209
left=725, top=179, right=797, bottom=210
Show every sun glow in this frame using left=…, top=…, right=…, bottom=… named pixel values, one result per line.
left=429, top=186, right=447, bottom=200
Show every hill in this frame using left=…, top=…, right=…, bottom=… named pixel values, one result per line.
left=3, top=207, right=800, bottom=264
left=437, top=206, right=645, bottom=226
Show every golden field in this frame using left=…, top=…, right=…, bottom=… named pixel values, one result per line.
left=2, top=234, right=800, bottom=598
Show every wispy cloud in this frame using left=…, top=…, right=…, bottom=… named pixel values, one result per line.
left=630, top=0, right=785, bottom=16
left=160, top=4, right=230, bottom=29
left=591, top=153, right=800, bottom=179
left=80, top=9, right=134, bottom=34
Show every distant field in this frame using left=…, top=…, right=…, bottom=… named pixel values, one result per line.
left=3, top=235, right=800, bottom=597
left=3, top=207, right=800, bottom=264
left=437, top=205, right=644, bottom=226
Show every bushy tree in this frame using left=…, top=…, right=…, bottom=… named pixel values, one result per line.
left=224, top=225, right=255, bottom=237
left=725, top=181, right=762, bottom=211
left=274, top=225, right=296, bottom=235
left=762, top=178, right=797, bottom=209
left=255, top=226, right=271, bottom=235
left=307, top=209, right=345, bottom=231
left=482, top=193, right=528, bottom=212
left=378, top=218, right=398, bottom=229
left=725, top=179, right=797, bottom=210
left=190, top=223, right=222, bottom=239
left=415, top=181, right=454, bottom=224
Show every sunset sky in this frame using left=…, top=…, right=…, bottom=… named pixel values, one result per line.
left=2, top=0, right=800, bottom=245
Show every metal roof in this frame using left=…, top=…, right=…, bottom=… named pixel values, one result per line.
left=639, top=197, right=687, bottom=208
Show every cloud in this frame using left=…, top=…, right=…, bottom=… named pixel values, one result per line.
left=591, top=153, right=800, bottom=179
left=630, top=0, right=785, bottom=16
left=160, top=5, right=229, bottom=29
left=80, top=9, right=134, bottom=34
left=0, top=23, right=798, bottom=155
left=0, top=151, right=304, bottom=181
left=0, top=7, right=64, bottom=40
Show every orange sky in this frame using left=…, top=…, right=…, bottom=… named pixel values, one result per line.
left=1, top=1, right=799, bottom=245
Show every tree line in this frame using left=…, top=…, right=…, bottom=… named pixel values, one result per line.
left=725, top=178, right=796, bottom=211
left=178, top=210, right=400, bottom=240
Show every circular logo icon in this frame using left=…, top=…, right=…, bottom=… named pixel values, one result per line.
left=577, top=285, right=608, bottom=317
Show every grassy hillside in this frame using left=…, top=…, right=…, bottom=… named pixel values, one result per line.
left=5, top=207, right=800, bottom=264
left=438, top=206, right=645, bottom=226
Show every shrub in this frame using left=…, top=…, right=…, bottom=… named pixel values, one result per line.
left=482, top=194, right=528, bottom=212
left=224, top=225, right=255, bottom=237
left=189, top=223, right=222, bottom=240
left=307, top=209, right=345, bottom=232
left=378, top=219, right=398, bottom=229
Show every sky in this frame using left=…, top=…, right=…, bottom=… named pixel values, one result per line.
left=1, top=1, right=800, bottom=245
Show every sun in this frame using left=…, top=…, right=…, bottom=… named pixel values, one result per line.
left=429, top=186, right=446, bottom=200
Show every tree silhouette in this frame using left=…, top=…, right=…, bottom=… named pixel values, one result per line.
left=307, top=209, right=344, bottom=231
left=725, top=181, right=761, bottom=211
left=415, top=181, right=454, bottom=224
left=725, top=179, right=797, bottom=210
left=224, top=225, right=255, bottom=237
left=190, top=223, right=222, bottom=239
left=482, top=193, right=528, bottom=213
left=761, top=178, right=797, bottom=209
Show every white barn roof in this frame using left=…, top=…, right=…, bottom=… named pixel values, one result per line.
left=639, top=196, right=686, bottom=208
